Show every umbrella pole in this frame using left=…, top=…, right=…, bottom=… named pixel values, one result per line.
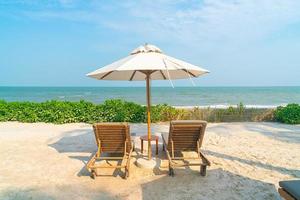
left=146, top=73, right=152, bottom=160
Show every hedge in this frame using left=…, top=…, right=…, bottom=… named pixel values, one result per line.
left=0, top=99, right=298, bottom=124
left=274, top=103, right=300, bottom=124
left=0, top=99, right=176, bottom=124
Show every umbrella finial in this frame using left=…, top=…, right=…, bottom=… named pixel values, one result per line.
left=130, top=44, right=162, bottom=54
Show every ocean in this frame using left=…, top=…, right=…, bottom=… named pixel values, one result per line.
left=0, top=86, right=299, bottom=108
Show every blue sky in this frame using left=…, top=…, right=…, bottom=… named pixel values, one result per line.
left=1, top=0, right=300, bottom=87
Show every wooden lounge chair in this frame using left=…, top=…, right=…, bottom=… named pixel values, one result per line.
left=86, top=123, right=134, bottom=179
left=278, top=180, right=300, bottom=200
left=162, top=120, right=210, bottom=176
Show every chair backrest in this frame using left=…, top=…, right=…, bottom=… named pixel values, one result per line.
left=93, top=123, right=131, bottom=153
left=167, top=120, right=207, bottom=152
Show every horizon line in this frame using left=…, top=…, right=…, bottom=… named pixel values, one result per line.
left=0, top=85, right=300, bottom=88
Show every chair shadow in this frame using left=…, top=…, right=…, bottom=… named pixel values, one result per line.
left=141, top=168, right=281, bottom=200
left=48, top=128, right=127, bottom=178
left=48, top=128, right=95, bottom=153
left=205, top=149, right=300, bottom=178
left=0, top=186, right=121, bottom=200
left=206, top=124, right=233, bottom=136
left=48, top=127, right=167, bottom=178
left=48, top=122, right=300, bottom=180
left=243, top=122, right=300, bottom=144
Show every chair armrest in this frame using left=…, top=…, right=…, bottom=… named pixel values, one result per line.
left=199, top=150, right=211, bottom=166
left=161, top=133, right=174, bottom=165
left=161, top=133, right=168, bottom=147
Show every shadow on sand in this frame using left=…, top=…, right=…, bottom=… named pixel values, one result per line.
left=0, top=170, right=280, bottom=200
left=243, top=122, right=300, bottom=144
left=205, top=150, right=300, bottom=177
left=48, top=123, right=300, bottom=179
left=141, top=168, right=281, bottom=200
left=48, top=128, right=98, bottom=177
left=49, top=128, right=145, bottom=178
left=46, top=122, right=298, bottom=199
left=0, top=186, right=120, bottom=200
left=49, top=128, right=95, bottom=153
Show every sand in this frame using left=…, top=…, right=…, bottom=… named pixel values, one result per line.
left=0, top=122, right=299, bottom=200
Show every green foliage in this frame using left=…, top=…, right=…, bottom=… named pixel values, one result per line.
left=0, top=99, right=284, bottom=124
left=0, top=99, right=145, bottom=124
left=150, top=104, right=186, bottom=122
left=0, top=100, right=102, bottom=124
left=99, top=99, right=145, bottom=122
left=275, top=104, right=300, bottom=124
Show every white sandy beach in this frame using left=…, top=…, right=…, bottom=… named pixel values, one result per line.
left=0, top=122, right=299, bottom=200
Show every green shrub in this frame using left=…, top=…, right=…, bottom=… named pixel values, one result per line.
left=275, top=104, right=300, bottom=124
left=150, top=104, right=186, bottom=122
left=0, top=99, right=284, bottom=124
left=99, top=99, right=145, bottom=122
left=0, top=99, right=147, bottom=124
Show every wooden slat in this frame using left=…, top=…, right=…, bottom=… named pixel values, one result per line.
left=168, top=121, right=206, bottom=152
left=95, top=157, right=125, bottom=160
left=162, top=121, right=210, bottom=175
left=173, top=145, right=197, bottom=147
left=87, top=123, right=134, bottom=178
left=93, top=123, right=132, bottom=153
left=172, top=142, right=197, bottom=145
left=89, top=165, right=126, bottom=169
left=99, top=139, right=126, bottom=142
left=172, top=135, right=199, bottom=138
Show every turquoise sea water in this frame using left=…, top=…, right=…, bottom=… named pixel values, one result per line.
left=0, top=87, right=299, bottom=107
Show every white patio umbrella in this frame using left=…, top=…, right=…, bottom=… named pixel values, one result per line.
left=87, top=44, right=209, bottom=160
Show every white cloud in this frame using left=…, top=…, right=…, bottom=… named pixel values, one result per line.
left=117, top=0, right=300, bottom=43
left=20, top=0, right=300, bottom=45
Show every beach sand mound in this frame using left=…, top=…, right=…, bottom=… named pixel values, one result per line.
left=0, top=122, right=299, bottom=200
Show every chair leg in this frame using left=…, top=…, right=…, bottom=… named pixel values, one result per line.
left=156, top=139, right=158, bottom=155
left=168, top=164, right=174, bottom=177
left=200, top=165, right=207, bottom=176
left=141, top=139, right=143, bottom=153
left=90, top=170, right=96, bottom=179
left=124, top=167, right=129, bottom=179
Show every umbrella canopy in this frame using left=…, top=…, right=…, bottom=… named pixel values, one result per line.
left=87, top=44, right=209, bottom=160
left=87, top=44, right=209, bottom=81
